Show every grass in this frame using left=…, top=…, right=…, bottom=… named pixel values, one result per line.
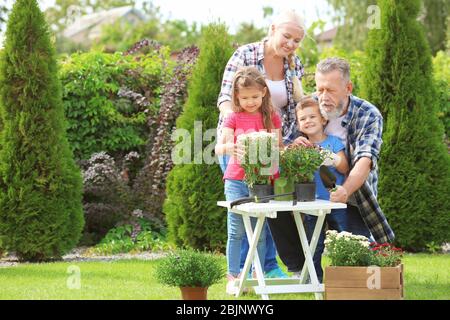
left=0, top=253, right=448, bottom=300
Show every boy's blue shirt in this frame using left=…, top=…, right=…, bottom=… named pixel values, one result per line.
left=314, top=135, right=345, bottom=200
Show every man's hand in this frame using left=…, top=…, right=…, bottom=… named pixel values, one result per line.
left=293, top=136, right=313, bottom=147
left=330, top=185, right=348, bottom=203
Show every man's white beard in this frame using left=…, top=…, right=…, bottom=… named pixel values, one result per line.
left=320, top=100, right=345, bottom=120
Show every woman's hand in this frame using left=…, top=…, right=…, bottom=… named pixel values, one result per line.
left=219, top=101, right=233, bottom=119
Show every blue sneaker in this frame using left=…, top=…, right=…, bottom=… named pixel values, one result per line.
left=264, top=267, right=288, bottom=278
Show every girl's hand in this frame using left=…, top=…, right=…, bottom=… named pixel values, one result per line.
left=225, top=142, right=245, bottom=159
left=233, top=143, right=246, bottom=160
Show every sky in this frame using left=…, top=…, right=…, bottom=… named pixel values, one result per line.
left=32, top=0, right=335, bottom=33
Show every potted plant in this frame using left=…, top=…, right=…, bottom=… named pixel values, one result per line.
left=155, top=249, right=225, bottom=300
left=279, top=145, right=326, bottom=202
left=324, top=230, right=404, bottom=300
left=237, top=131, right=279, bottom=202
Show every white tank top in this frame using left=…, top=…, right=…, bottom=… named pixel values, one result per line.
left=265, top=79, right=288, bottom=110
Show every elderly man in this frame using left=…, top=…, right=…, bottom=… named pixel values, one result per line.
left=298, top=57, right=394, bottom=243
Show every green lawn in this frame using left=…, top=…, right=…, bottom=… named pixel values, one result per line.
left=0, top=253, right=448, bottom=300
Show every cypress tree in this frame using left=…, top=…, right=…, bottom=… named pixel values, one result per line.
left=362, top=0, right=450, bottom=251
left=422, top=0, right=449, bottom=55
left=0, top=0, right=84, bottom=261
left=163, top=24, right=234, bottom=251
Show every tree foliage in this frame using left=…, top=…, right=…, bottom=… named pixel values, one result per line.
left=421, top=0, right=449, bottom=55
left=0, top=2, right=8, bottom=32
left=0, top=0, right=84, bottom=261
left=362, top=0, right=450, bottom=251
left=45, top=0, right=136, bottom=33
left=326, top=0, right=449, bottom=55
left=163, top=24, right=234, bottom=251
left=233, top=22, right=266, bottom=46
left=133, top=46, right=199, bottom=221
left=325, top=0, right=375, bottom=52
left=59, top=46, right=172, bottom=160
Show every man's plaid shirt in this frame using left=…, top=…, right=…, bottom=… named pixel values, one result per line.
left=343, top=95, right=395, bottom=243
left=217, top=40, right=305, bottom=145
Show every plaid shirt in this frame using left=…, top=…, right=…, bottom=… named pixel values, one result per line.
left=343, top=95, right=395, bottom=243
left=217, top=40, right=305, bottom=145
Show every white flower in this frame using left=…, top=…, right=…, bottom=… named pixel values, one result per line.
left=326, top=230, right=338, bottom=236
left=340, top=231, right=353, bottom=238
left=360, top=241, right=370, bottom=248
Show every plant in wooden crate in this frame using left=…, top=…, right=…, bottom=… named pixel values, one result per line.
left=155, top=249, right=225, bottom=300
left=238, top=131, right=279, bottom=202
left=324, top=230, right=404, bottom=300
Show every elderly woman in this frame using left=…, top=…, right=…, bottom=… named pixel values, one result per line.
left=217, top=10, right=307, bottom=281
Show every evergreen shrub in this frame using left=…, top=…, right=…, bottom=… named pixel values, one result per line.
left=163, top=24, right=234, bottom=251
left=0, top=0, right=84, bottom=261
left=362, top=0, right=450, bottom=251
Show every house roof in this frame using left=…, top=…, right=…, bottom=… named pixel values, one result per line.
left=63, top=5, right=145, bottom=39
left=315, top=26, right=338, bottom=42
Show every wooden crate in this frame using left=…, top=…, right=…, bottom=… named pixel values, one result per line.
left=325, top=264, right=404, bottom=300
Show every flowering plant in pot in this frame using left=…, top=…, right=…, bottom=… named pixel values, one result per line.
left=237, top=131, right=279, bottom=202
left=324, top=231, right=404, bottom=300
left=155, top=249, right=225, bottom=300
left=279, top=144, right=326, bottom=201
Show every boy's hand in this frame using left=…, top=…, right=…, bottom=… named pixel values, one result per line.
left=293, top=136, right=313, bottom=147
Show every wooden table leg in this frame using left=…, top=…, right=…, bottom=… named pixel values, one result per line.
left=240, top=215, right=269, bottom=300
left=293, top=210, right=327, bottom=300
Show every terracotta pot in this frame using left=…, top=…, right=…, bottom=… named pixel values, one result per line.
left=180, top=287, right=208, bottom=300
left=324, top=264, right=404, bottom=300
left=249, top=184, right=273, bottom=203
left=294, top=182, right=316, bottom=202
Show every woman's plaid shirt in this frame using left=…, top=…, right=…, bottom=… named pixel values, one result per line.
left=343, top=95, right=395, bottom=243
left=217, top=40, right=305, bottom=145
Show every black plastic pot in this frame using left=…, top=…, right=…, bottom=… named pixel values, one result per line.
left=294, top=182, right=316, bottom=202
left=249, top=184, right=274, bottom=203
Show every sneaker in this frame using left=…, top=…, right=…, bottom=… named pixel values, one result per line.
left=226, top=274, right=238, bottom=295
left=226, top=274, right=251, bottom=295
left=264, top=267, right=288, bottom=278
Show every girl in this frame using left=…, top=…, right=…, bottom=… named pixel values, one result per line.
left=217, top=9, right=307, bottom=280
left=215, top=66, right=283, bottom=294
left=296, top=95, right=349, bottom=281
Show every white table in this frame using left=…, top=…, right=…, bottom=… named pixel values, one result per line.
left=217, top=200, right=347, bottom=300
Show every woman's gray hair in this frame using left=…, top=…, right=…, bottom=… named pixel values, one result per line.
left=316, top=57, right=351, bottom=83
